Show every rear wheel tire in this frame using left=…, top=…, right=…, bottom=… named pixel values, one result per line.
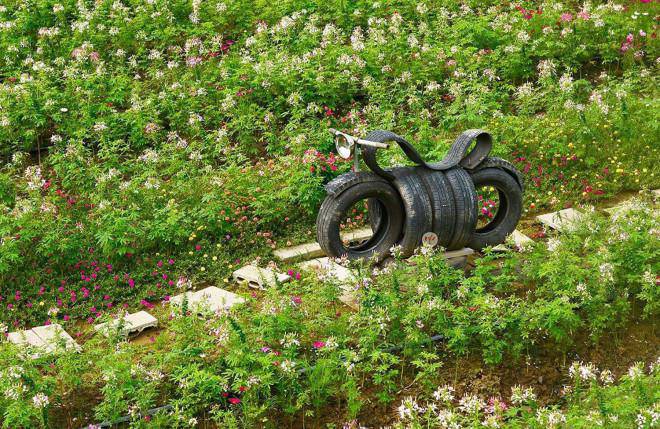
left=467, top=168, right=523, bottom=250
left=444, top=167, right=478, bottom=250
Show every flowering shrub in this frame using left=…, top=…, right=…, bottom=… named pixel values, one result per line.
left=0, top=1, right=658, bottom=425
left=389, top=358, right=660, bottom=428
left=0, top=199, right=657, bottom=427
left=0, top=0, right=659, bottom=327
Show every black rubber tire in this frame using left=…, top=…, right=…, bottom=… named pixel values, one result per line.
left=316, top=172, right=404, bottom=262
left=388, top=167, right=434, bottom=258
left=444, top=167, right=478, bottom=250
left=468, top=157, right=524, bottom=193
left=467, top=167, right=523, bottom=250
left=415, top=168, right=455, bottom=248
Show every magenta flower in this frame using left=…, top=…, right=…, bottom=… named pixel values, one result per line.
left=312, top=341, right=326, bottom=349
left=291, top=296, right=302, bottom=305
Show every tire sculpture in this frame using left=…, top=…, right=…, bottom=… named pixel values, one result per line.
left=316, top=129, right=523, bottom=261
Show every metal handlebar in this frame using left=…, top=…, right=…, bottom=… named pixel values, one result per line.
left=328, top=128, right=390, bottom=149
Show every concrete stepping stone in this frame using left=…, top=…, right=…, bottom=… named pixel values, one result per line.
left=536, top=208, right=585, bottom=232
left=605, top=200, right=635, bottom=215
left=299, top=258, right=358, bottom=308
left=273, top=242, right=324, bottom=262
left=233, top=265, right=290, bottom=289
left=493, top=230, right=534, bottom=252
left=340, top=227, right=373, bottom=243
left=274, top=227, right=375, bottom=262
left=9, top=324, right=80, bottom=358
left=94, top=311, right=158, bottom=337
left=299, top=257, right=357, bottom=283
left=443, top=247, right=474, bottom=267
left=7, top=329, right=54, bottom=358
left=31, top=324, right=81, bottom=352
left=171, top=286, right=245, bottom=314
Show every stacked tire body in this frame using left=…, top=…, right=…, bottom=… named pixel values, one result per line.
left=317, top=129, right=524, bottom=262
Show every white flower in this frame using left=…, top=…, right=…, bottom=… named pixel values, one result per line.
left=537, top=59, right=556, bottom=78
left=569, top=361, right=598, bottom=382
left=517, top=31, right=530, bottom=43
left=350, top=27, right=365, bottom=51
left=515, top=83, right=534, bottom=98
left=600, top=370, right=614, bottom=384
left=511, top=385, right=536, bottom=405
left=598, top=262, right=614, bottom=282
left=627, top=362, right=644, bottom=380
left=536, top=408, right=566, bottom=427
left=458, top=394, right=484, bottom=414
left=559, top=73, right=573, bottom=91
left=32, top=393, right=49, bottom=408
left=432, top=385, right=455, bottom=402
left=397, top=397, right=423, bottom=420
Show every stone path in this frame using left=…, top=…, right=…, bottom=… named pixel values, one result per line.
left=13, top=193, right=656, bottom=361
left=94, top=311, right=159, bottom=337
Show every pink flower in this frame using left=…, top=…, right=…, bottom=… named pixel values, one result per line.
left=577, top=11, right=590, bottom=20
left=63, top=315, right=70, bottom=321
left=291, top=296, right=302, bottom=305
left=560, top=13, right=573, bottom=22
left=228, top=398, right=241, bottom=405
left=168, top=259, right=175, bottom=265
left=313, top=341, right=326, bottom=349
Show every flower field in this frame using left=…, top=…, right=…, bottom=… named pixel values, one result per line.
left=0, top=0, right=659, bottom=427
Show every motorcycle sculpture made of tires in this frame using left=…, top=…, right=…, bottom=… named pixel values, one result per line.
left=316, top=129, right=524, bottom=262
